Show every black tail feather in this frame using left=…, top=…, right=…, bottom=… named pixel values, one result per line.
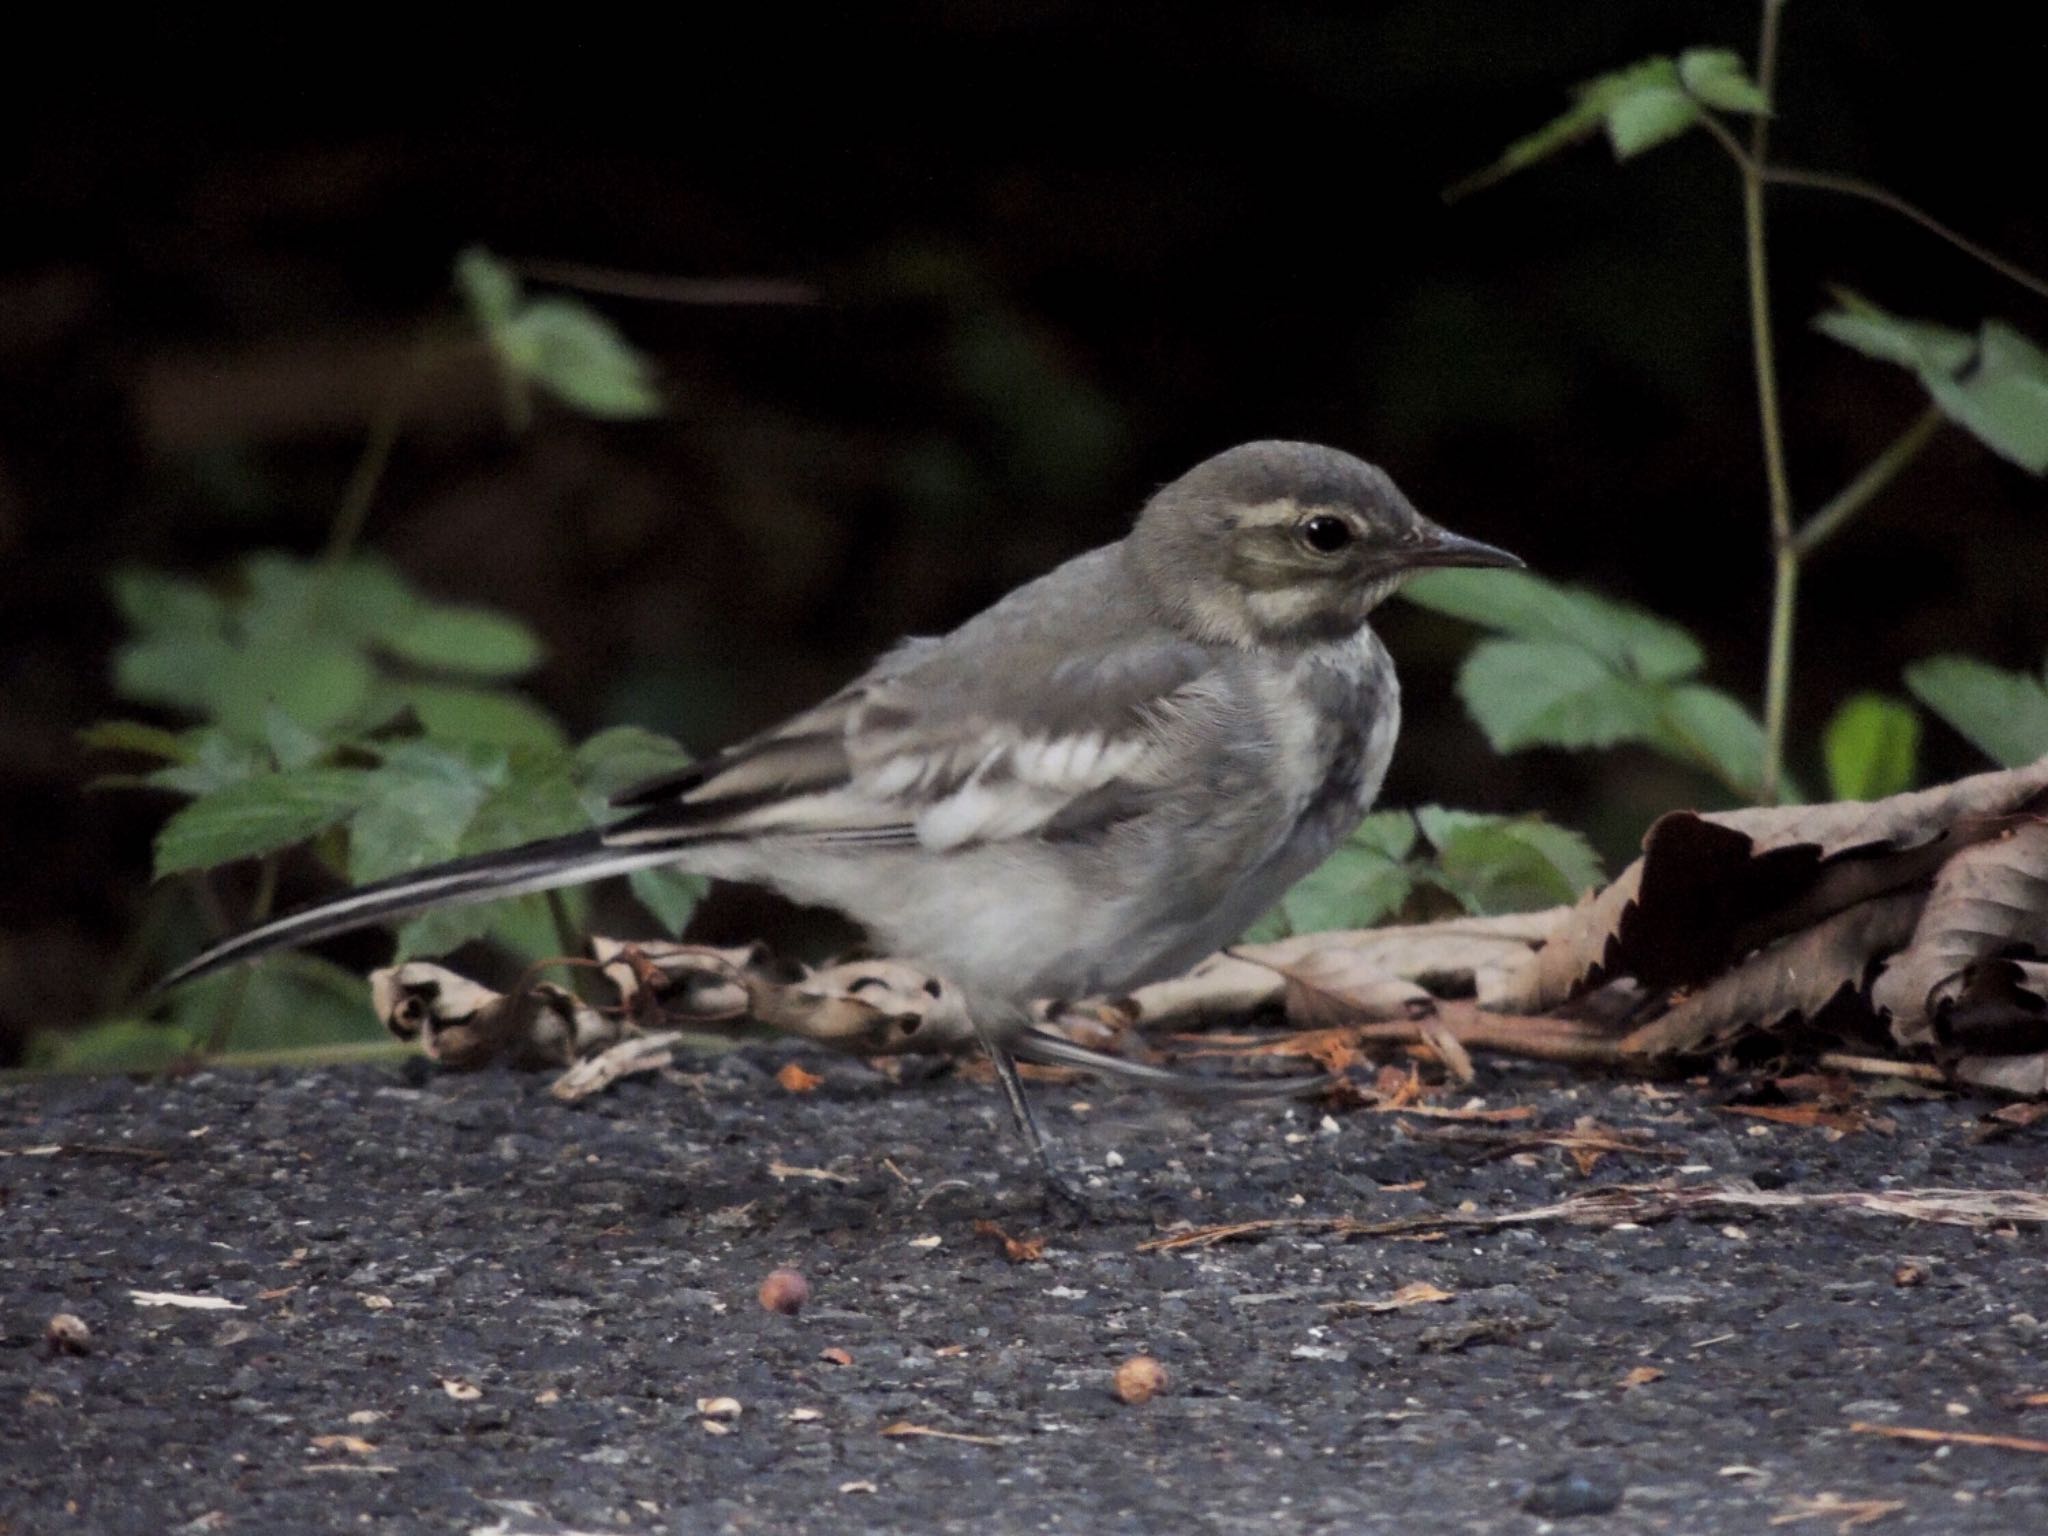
left=154, top=830, right=680, bottom=993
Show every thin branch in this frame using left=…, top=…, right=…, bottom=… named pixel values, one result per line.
left=1691, top=109, right=1757, bottom=176
left=200, top=855, right=280, bottom=1058
left=1749, top=0, right=1795, bottom=804
left=510, top=260, right=818, bottom=307
left=1790, top=406, right=1945, bottom=557
left=1766, top=166, right=2048, bottom=304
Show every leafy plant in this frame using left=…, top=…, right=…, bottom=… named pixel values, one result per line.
left=1402, top=567, right=1778, bottom=802
left=1905, top=656, right=2048, bottom=769
left=59, top=251, right=694, bottom=1070
left=1253, top=807, right=1602, bottom=940
left=1449, top=4, right=2048, bottom=804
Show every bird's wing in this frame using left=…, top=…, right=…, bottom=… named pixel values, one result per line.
left=602, top=635, right=1226, bottom=852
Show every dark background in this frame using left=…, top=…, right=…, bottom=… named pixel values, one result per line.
left=4, top=4, right=2044, bottom=1060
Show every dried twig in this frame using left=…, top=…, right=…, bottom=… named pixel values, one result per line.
left=1849, top=1421, right=2048, bottom=1456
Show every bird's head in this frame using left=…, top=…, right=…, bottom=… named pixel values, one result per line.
left=1128, top=440, right=1522, bottom=647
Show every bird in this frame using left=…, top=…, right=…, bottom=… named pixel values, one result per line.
left=160, top=440, right=1520, bottom=1200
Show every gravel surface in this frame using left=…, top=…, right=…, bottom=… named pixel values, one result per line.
left=5, top=1050, right=2048, bottom=1534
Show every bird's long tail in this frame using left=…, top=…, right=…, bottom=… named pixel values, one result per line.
left=156, top=831, right=688, bottom=993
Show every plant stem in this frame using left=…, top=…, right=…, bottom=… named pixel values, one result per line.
left=322, top=339, right=435, bottom=572
left=1747, top=0, right=1795, bottom=804
left=545, top=889, right=595, bottom=1002
left=1791, top=406, right=1944, bottom=557
left=201, top=855, right=280, bottom=1057
left=1765, top=167, right=2048, bottom=303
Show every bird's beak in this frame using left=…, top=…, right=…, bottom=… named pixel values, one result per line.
left=1402, top=527, right=1524, bottom=572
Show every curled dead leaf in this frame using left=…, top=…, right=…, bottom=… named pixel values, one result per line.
left=1873, top=820, right=2048, bottom=1049
left=372, top=963, right=618, bottom=1070
left=1506, top=758, right=2048, bottom=1013
left=972, top=1220, right=1047, bottom=1263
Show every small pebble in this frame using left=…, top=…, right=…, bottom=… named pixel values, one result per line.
left=1522, top=1469, right=1622, bottom=1518
left=1113, top=1355, right=1169, bottom=1405
left=758, top=1267, right=811, bottom=1316
left=44, top=1314, right=91, bottom=1356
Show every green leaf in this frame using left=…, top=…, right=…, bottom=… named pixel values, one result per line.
left=109, top=569, right=228, bottom=639
left=1904, top=655, right=2048, bottom=769
left=1448, top=56, right=1681, bottom=196
left=346, top=741, right=506, bottom=883
left=630, top=866, right=709, bottom=936
left=463, top=751, right=588, bottom=848
left=1420, top=808, right=1604, bottom=915
left=394, top=893, right=565, bottom=962
left=575, top=725, right=695, bottom=806
left=26, top=1017, right=194, bottom=1072
left=1605, top=84, right=1699, bottom=159
left=1823, top=694, right=1921, bottom=801
left=382, top=606, right=545, bottom=677
left=212, top=642, right=377, bottom=741
left=113, top=633, right=241, bottom=714
left=262, top=706, right=330, bottom=771
left=1814, top=291, right=1974, bottom=374
left=1457, top=639, right=1667, bottom=751
left=1816, top=297, right=2048, bottom=475
left=169, top=952, right=383, bottom=1053
left=1925, top=322, right=2048, bottom=475
left=494, top=298, right=661, bottom=420
left=1404, top=568, right=1701, bottom=681
left=1677, top=48, right=1768, bottom=113
left=145, top=730, right=269, bottom=798
left=1655, top=684, right=1775, bottom=801
left=239, top=553, right=418, bottom=647
left=455, top=246, right=522, bottom=331
left=154, top=766, right=373, bottom=876
left=79, top=720, right=189, bottom=762
left=399, top=683, right=568, bottom=750
left=1274, top=812, right=1419, bottom=933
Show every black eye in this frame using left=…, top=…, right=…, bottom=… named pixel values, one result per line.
left=1301, top=515, right=1353, bottom=554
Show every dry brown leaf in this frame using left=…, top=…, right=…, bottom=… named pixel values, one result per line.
left=1385, top=1103, right=1537, bottom=1123
left=2015, top=1390, right=2048, bottom=1409
left=766, top=1160, right=856, bottom=1184
left=972, top=1220, right=1047, bottom=1263
left=372, top=964, right=618, bottom=1070
left=1953, top=1051, right=2048, bottom=1096
left=308, top=1435, right=377, bottom=1455
left=1619, top=893, right=1923, bottom=1059
left=1721, top=1104, right=1877, bottom=1135
left=592, top=937, right=761, bottom=1023
left=1619, top=1366, right=1665, bottom=1389
left=1504, top=758, right=2048, bottom=1012
left=776, top=1062, right=824, bottom=1094
left=1224, top=913, right=1561, bottom=1028
left=881, top=1420, right=1010, bottom=1447
left=1136, top=1181, right=2048, bottom=1252
left=1873, top=820, right=2048, bottom=1048
left=1848, top=1421, right=2048, bottom=1455
left=747, top=959, right=980, bottom=1055
left=550, top=1031, right=682, bottom=1101
left=819, top=1347, right=854, bottom=1366
left=1358, top=1281, right=1454, bottom=1312
left=1770, top=1491, right=1906, bottom=1531
left=1417, top=1017, right=1477, bottom=1083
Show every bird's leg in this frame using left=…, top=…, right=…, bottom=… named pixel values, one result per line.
left=974, top=1018, right=1092, bottom=1222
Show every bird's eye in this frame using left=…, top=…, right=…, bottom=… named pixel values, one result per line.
left=1300, top=515, right=1353, bottom=554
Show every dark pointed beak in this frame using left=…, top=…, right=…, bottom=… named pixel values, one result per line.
left=1404, top=528, right=1523, bottom=572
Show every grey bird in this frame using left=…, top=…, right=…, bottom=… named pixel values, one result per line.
left=161, top=441, right=1520, bottom=1196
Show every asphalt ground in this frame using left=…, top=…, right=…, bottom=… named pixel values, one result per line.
left=5, top=1048, right=2047, bottom=1534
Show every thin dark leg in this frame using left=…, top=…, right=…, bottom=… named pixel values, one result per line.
left=979, top=1030, right=1090, bottom=1220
